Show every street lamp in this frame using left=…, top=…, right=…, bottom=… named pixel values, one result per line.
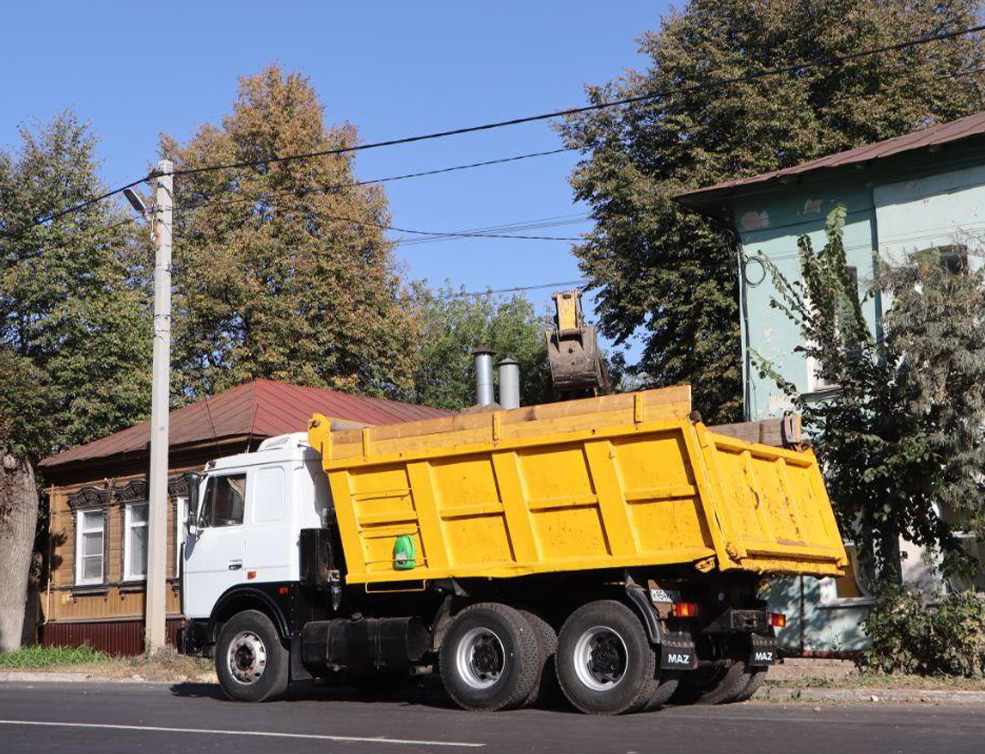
left=123, top=187, right=148, bottom=219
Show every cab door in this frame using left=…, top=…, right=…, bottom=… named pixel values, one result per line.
left=182, top=471, right=248, bottom=619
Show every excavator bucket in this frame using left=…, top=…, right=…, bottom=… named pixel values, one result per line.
left=545, top=290, right=611, bottom=398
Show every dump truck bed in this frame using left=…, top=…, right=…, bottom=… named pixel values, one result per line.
left=307, top=387, right=847, bottom=585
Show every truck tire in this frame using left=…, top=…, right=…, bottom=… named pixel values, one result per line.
left=556, top=600, right=658, bottom=715
left=674, top=660, right=750, bottom=705
left=215, top=610, right=290, bottom=702
left=439, top=603, right=540, bottom=712
left=641, top=671, right=680, bottom=712
left=732, top=667, right=768, bottom=703
left=518, top=609, right=558, bottom=708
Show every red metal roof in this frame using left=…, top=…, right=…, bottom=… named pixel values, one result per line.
left=39, top=379, right=451, bottom=470
left=676, top=110, right=985, bottom=206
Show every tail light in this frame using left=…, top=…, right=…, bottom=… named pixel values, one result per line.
left=670, top=602, right=701, bottom=618
left=768, top=612, right=787, bottom=627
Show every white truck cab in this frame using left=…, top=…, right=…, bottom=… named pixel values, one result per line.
left=182, top=433, right=330, bottom=620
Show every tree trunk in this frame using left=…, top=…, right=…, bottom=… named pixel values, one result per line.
left=0, top=452, right=38, bottom=653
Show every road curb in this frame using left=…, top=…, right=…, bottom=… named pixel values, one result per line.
left=0, top=671, right=216, bottom=685
left=760, top=685, right=985, bottom=705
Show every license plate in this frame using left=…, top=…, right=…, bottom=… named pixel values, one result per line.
left=649, top=588, right=682, bottom=604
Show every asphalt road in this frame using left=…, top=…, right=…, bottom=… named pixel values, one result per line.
left=1, top=680, right=983, bottom=754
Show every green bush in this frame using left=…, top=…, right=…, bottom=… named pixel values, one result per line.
left=858, top=586, right=985, bottom=677
left=0, top=644, right=107, bottom=669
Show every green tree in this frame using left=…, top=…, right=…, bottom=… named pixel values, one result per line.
left=558, top=0, right=985, bottom=424
left=0, top=111, right=153, bottom=453
left=0, top=112, right=151, bottom=651
left=761, top=207, right=985, bottom=583
left=411, top=285, right=550, bottom=410
left=162, top=65, right=417, bottom=401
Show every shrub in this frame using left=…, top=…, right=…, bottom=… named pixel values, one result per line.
left=858, top=586, right=985, bottom=677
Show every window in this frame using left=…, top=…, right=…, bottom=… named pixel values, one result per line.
left=76, top=510, right=105, bottom=585
left=124, top=503, right=149, bottom=581
left=939, top=501, right=985, bottom=593
left=910, top=244, right=969, bottom=275
left=175, top=496, right=187, bottom=577
left=199, top=474, right=247, bottom=528
left=820, top=542, right=877, bottom=606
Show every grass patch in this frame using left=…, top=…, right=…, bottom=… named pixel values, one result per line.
left=0, top=644, right=107, bottom=669
left=0, top=644, right=211, bottom=680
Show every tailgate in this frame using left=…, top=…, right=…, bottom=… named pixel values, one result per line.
left=698, top=426, right=848, bottom=576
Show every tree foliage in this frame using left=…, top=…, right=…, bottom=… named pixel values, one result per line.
left=411, top=286, right=550, bottom=410
left=558, top=0, right=985, bottom=424
left=761, top=207, right=985, bottom=583
left=0, top=112, right=152, bottom=458
left=162, top=65, right=417, bottom=402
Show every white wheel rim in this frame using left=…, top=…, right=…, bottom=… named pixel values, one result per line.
left=227, top=630, right=267, bottom=685
left=456, top=627, right=506, bottom=689
left=573, top=626, right=628, bottom=692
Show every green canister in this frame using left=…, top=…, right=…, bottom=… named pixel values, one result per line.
left=393, top=534, right=416, bottom=570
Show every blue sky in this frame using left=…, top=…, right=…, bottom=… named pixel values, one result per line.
left=0, top=1, right=669, bottom=361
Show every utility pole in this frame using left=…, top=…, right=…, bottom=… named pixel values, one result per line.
left=144, top=159, right=173, bottom=652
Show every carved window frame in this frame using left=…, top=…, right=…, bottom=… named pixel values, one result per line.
left=168, top=476, right=190, bottom=580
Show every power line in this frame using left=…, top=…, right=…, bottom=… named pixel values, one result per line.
left=175, top=148, right=574, bottom=214
left=163, top=23, right=985, bottom=178
left=9, top=22, right=985, bottom=237
left=398, top=213, right=590, bottom=247
left=174, top=198, right=583, bottom=242
left=1, top=216, right=140, bottom=266
left=447, top=279, right=588, bottom=298
left=0, top=178, right=149, bottom=241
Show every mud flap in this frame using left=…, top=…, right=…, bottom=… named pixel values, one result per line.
left=747, top=631, right=778, bottom=667
left=659, top=630, right=698, bottom=671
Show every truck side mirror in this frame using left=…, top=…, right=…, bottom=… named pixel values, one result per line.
left=183, top=472, right=202, bottom=533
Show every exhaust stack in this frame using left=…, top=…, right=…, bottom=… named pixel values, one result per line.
left=497, top=358, right=520, bottom=409
left=472, top=348, right=496, bottom=406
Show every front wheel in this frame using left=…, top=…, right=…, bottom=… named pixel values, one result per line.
left=215, top=610, right=290, bottom=702
left=556, top=600, right=658, bottom=715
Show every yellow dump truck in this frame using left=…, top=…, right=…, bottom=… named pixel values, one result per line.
left=179, top=386, right=846, bottom=714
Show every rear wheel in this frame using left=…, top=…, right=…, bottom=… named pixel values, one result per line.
left=215, top=610, right=289, bottom=702
left=556, top=600, right=657, bottom=715
left=641, top=671, right=680, bottom=712
left=732, top=667, right=768, bottom=703
left=673, top=660, right=750, bottom=705
left=439, top=603, right=539, bottom=712
left=518, top=610, right=558, bottom=708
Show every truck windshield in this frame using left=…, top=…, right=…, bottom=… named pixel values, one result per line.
left=200, top=473, right=247, bottom=527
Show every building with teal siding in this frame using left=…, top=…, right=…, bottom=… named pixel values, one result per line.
left=677, top=112, right=985, bottom=654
